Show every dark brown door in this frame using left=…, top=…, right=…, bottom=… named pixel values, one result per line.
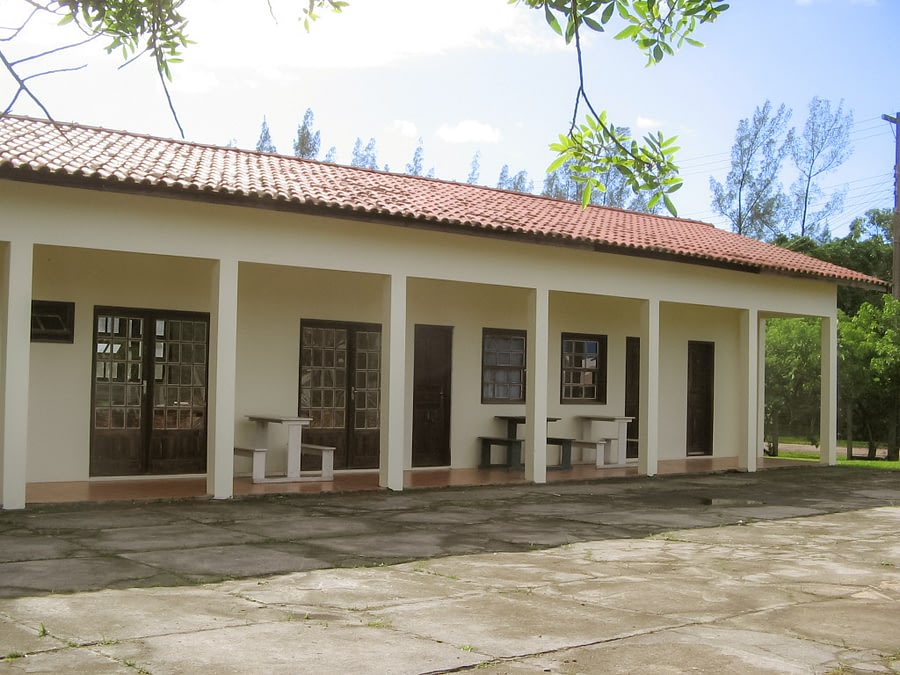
left=412, top=325, right=452, bottom=467
left=299, top=321, right=381, bottom=470
left=91, top=309, right=209, bottom=476
left=625, top=336, right=640, bottom=459
left=686, top=341, right=715, bottom=456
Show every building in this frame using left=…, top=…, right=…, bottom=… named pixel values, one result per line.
left=0, top=115, right=886, bottom=509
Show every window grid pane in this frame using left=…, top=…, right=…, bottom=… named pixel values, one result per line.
left=482, top=329, right=526, bottom=403
left=300, top=327, right=348, bottom=429
left=560, top=333, right=607, bottom=404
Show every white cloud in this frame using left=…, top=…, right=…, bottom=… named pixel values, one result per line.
left=436, top=120, right=502, bottom=144
left=178, top=0, right=561, bottom=73
left=635, top=116, right=663, bottom=130
left=390, top=120, right=419, bottom=138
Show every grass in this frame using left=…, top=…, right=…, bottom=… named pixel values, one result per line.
left=775, top=450, right=900, bottom=470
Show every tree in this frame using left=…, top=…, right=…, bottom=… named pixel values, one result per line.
left=324, top=146, right=337, bottom=163
left=255, top=116, right=277, bottom=153
left=710, top=101, right=793, bottom=240
left=497, top=165, right=533, bottom=193
left=350, top=137, right=379, bottom=169
left=764, top=317, right=821, bottom=454
left=542, top=129, right=659, bottom=213
left=405, top=138, right=434, bottom=177
left=810, top=208, right=892, bottom=314
left=292, top=108, right=321, bottom=160
left=1, top=0, right=728, bottom=214
left=840, top=295, right=900, bottom=461
left=466, top=152, right=481, bottom=185
left=788, top=97, right=853, bottom=239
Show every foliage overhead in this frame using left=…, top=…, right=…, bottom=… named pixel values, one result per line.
left=518, top=0, right=729, bottom=213
left=2, top=0, right=729, bottom=215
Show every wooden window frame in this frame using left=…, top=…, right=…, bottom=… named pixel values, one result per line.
left=481, top=328, right=527, bottom=404
left=560, top=332, right=608, bottom=404
left=31, top=300, right=75, bottom=343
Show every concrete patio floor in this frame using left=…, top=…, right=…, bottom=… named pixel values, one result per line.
left=1, top=465, right=899, bottom=673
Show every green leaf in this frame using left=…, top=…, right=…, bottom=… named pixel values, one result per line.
left=663, top=194, right=677, bottom=216
left=583, top=15, right=604, bottom=32
left=581, top=182, right=593, bottom=208
left=544, top=4, right=563, bottom=36
left=546, top=153, right=569, bottom=173
left=614, top=24, right=641, bottom=40
left=601, top=2, right=615, bottom=23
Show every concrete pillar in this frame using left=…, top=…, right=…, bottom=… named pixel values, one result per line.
left=639, top=298, right=660, bottom=477
left=1, top=240, right=33, bottom=510
left=380, top=273, right=406, bottom=490
left=820, top=314, right=838, bottom=466
left=207, top=258, right=239, bottom=499
left=757, top=318, right=767, bottom=466
left=525, top=287, right=549, bottom=484
left=738, top=308, right=760, bottom=472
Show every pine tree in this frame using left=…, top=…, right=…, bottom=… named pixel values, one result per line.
left=293, top=108, right=321, bottom=160
left=466, top=152, right=481, bottom=185
left=255, top=116, right=277, bottom=153
left=405, top=138, right=425, bottom=176
left=350, top=137, right=379, bottom=169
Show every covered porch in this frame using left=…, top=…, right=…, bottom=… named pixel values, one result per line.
left=22, top=454, right=812, bottom=505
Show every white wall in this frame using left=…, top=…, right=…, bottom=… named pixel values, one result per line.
left=1, top=181, right=842, bottom=481
left=28, top=246, right=212, bottom=481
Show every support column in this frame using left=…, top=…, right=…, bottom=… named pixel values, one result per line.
left=1, top=240, right=33, bottom=510
left=820, top=314, right=838, bottom=466
left=757, top=318, right=767, bottom=466
left=639, top=299, right=660, bottom=476
left=525, top=287, right=549, bottom=484
left=207, top=258, right=239, bottom=499
left=738, top=308, right=760, bottom=472
left=380, top=274, right=406, bottom=491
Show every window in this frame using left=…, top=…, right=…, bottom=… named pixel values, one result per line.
left=560, top=333, right=607, bottom=403
left=31, top=300, right=75, bottom=343
left=482, top=328, right=526, bottom=403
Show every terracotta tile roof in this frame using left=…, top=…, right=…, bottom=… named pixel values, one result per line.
left=0, top=115, right=886, bottom=289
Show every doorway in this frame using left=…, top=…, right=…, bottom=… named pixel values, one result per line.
left=90, top=308, right=209, bottom=476
left=625, top=336, right=640, bottom=459
left=299, top=320, right=381, bottom=469
left=412, top=324, right=452, bottom=467
left=686, top=340, right=715, bottom=456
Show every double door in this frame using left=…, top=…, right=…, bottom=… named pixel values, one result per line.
left=299, top=320, right=381, bottom=469
left=90, top=308, right=209, bottom=476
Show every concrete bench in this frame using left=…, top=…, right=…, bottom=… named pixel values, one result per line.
left=234, top=443, right=334, bottom=483
left=572, top=438, right=616, bottom=467
left=546, top=436, right=574, bottom=470
left=478, top=436, right=523, bottom=470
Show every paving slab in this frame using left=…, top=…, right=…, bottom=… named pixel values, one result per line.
left=1, top=467, right=900, bottom=673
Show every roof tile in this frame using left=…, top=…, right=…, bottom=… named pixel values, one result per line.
left=0, top=115, right=886, bottom=289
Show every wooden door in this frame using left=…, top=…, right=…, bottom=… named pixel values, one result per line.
left=686, top=341, right=715, bottom=456
left=412, top=325, right=452, bottom=467
left=299, top=321, right=381, bottom=469
left=625, top=336, right=640, bottom=459
left=91, top=309, right=209, bottom=476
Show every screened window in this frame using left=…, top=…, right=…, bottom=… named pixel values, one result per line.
left=482, top=328, right=526, bottom=403
left=561, top=333, right=607, bottom=403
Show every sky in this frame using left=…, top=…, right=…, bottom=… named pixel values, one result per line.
left=1, top=0, right=897, bottom=236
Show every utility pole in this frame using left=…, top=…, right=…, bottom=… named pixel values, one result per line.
left=883, top=112, right=900, bottom=299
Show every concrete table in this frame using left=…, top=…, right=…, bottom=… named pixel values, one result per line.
left=576, top=415, right=634, bottom=466
left=246, top=415, right=312, bottom=480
